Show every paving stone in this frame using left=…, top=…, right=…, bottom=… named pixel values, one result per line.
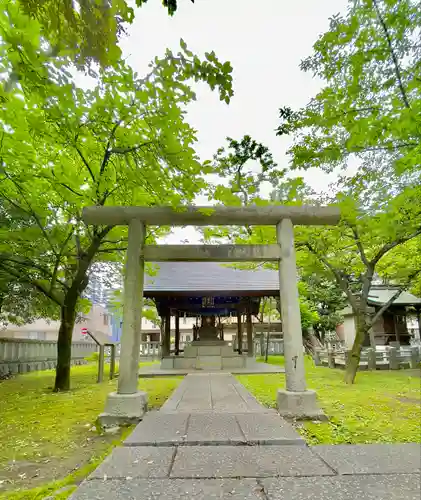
left=161, top=373, right=275, bottom=414
left=171, top=445, right=333, bottom=478
left=89, top=446, right=174, bottom=479
left=159, top=385, right=187, bottom=412
left=186, top=413, right=245, bottom=445
left=124, top=412, right=189, bottom=446
left=172, top=377, right=213, bottom=413
left=177, top=399, right=213, bottom=412
left=236, top=413, right=305, bottom=445
left=232, top=377, right=268, bottom=412
left=312, top=443, right=421, bottom=475
left=262, top=473, right=421, bottom=500
left=210, top=380, right=251, bottom=413
left=70, top=478, right=263, bottom=499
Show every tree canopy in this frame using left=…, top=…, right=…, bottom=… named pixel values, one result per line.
left=276, top=0, right=420, bottom=177
left=206, top=129, right=420, bottom=383
left=0, top=29, right=233, bottom=389
left=10, top=0, right=194, bottom=70
left=274, top=0, right=421, bottom=382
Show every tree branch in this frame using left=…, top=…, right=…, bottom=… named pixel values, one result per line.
left=97, top=247, right=127, bottom=253
left=0, top=254, right=70, bottom=290
left=372, top=0, right=410, bottom=109
left=100, top=120, right=123, bottom=178
left=109, top=141, right=154, bottom=155
left=370, top=228, right=421, bottom=267
left=99, top=183, right=122, bottom=206
left=75, top=144, right=96, bottom=182
left=345, top=224, right=375, bottom=302
left=337, top=143, right=416, bottom=157
left=1, top=176, right=58, bottom=256
left=58, top=182, right=84, bottom=197
left=50, top=227, right=74, bottom=292
left=68, top=226, right=114, bottom=297
left=0, top=262, right=64, bottom=306
left=305, top=242, right=359, bottom=311
left=347, top=223, right=370, bottom=269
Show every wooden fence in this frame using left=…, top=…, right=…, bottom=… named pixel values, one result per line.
left=0, top=337, right=97, bottom=375
left=254, top=339, right=284, bottom=356
left=138, top=339, right=284, bottom=358
left=315, top=345, right=421, bottom=370
left=139, top=341, right=161, bottom=358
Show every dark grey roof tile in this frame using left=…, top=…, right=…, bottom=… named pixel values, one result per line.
left=144, top=262, right=279, bottom=292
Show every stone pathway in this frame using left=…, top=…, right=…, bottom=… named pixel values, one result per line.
left=70, top=373, right=421, bottom=499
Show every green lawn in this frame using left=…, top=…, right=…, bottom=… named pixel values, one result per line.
left=0, top=363, right=181, bottom=499
left=238, top=356, right=421, bottom=445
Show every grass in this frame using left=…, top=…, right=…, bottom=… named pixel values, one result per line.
left=238, top=356, right=421, bottom=445
left=0, top=362, right=182, bottom=499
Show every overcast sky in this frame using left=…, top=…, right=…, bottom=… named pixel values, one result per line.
left=117, top=0, right=350, bottom=242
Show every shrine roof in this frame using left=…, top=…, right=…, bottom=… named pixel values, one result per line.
left=144, top=262, right=279, bottom=296
left=367, top=286, right=421, bottom=306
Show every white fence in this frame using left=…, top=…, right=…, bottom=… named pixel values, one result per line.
left=138, top=339, right=284, bottom=358
left=0, top=338, right=97, bottom=375
left=254, top=339, right=284, bottom=356
left=139, top=341, right=161, bottom=358
left=315, top=345, right=421, bottom=370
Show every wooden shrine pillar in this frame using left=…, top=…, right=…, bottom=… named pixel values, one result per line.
left=416, top=308, right=421, bottom=341
left=193, top=316, right=199, bottom=341
left=246, top=305, right=254, bottom=357
left=175, top=310, right=180, bottom=355
left=159, top=315, right=165, bottom=359
left=162, top=309, right=171, bottom=356
left=237, top=311, right=243, bottom=354
left=117, top=220, right=145, bottom=395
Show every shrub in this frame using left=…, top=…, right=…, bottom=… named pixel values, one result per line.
left=84, top=351, right=99, bottom=362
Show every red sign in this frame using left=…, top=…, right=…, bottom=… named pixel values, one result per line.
left=81, top=327, right=88, bottom=335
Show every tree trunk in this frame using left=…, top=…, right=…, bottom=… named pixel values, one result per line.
left=54, top=287, right=79, bottom=391
left=344, top=313, right=370, bottom=384
left=368, top=328, right=376, bottom=348
left=52, top=231, right=110, bottom=391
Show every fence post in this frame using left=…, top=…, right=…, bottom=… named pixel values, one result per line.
left=313, top=350, right=321, bottom=366
left=410, top=346, right=420, bottom=369
left=327, top=349, right=335, bottom=368
left=97, top=345, right=105, bottom=383
left=366, top=348, right=376, bottom=370
left=388, top=346, right=399, bottom=370
left=0, top=341, right=6, bottom=363
left=343, top=350, right=350, bottom=366
left=110, top=345, right=116, bottom=380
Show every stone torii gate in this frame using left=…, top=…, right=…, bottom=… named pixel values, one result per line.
left=82, top=205, right=340, bottom=425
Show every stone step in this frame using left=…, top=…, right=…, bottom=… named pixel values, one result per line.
left=124, top=412, right=304, bottom=447
left=70, top=474, right=421, bottom=500
left=86, top=444, right=332, bottom=482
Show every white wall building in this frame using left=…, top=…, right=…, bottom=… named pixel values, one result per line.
left=0, top=304, right=113, bottom=342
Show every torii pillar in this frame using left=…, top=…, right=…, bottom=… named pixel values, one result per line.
left=276, top=219, right=325, bottom=419
left=99, top=219, right=147, bottom=426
